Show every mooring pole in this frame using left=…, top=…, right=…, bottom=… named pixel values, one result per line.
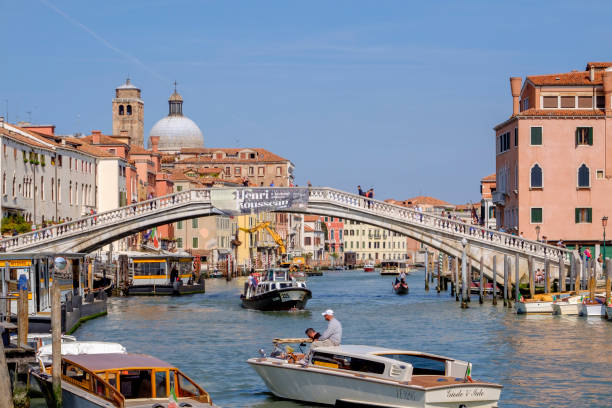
left=544, top=258, right=550, bottom=294
left=461, top=239, right=468, bottom=309
left=424, top=251, right=429, bottom=292
left=514, top=253, right=520, bottom=304
left=0, top=337, right=13, bottom=408
left=454, top=257, right=459, bottom=301
left=528, top=256, right=535, bottom=299
left=605, top=262, right=611, bottom=312
left=479, top=256, right=484, bottom=304
left=503, top=255, right=508, bottom=307
left=51, top=280, right=62, bottom=406
left=18, top=288, right=28, bottom=348
left=467, top=259, right=472, bottom=303
left=559, top=252, right=566, bottom=293
left=436, top=254, right=441, bottom=293
left=569, top=254, right=575, bottom=292
left=492, top=255, right=498, bottom=306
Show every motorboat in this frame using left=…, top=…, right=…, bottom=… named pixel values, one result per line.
left=363, top=264, right=375, bottom=272
left=241, top=269, right=312, bottom=311
left=381, top=261, right=408, bottom=276
left=607, top=304, right=612, bottom=320
left=393, top=279, right=409, bottom=295
left=10, top=333, right=77, bottom=352
left=552, top=295, right=582, bottom=315
left=248, top=339, right=502, bottom=408
left=579, top=297, right=606, bottom=317
left=515, top=293, right=555, bottom=314
left=32, top=352, right=216, bottom=407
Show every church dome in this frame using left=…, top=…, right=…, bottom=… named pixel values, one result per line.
left=148, top=87, right=203, bottom=152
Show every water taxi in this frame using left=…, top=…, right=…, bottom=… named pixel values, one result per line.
left=33, top=352, right=216, bottom=407
left=380, top=261, right=408, bottom=276
left=241, top=269, right=312, bottom=311
left=124, top=252, right=204, bottom=296
left=248, top=340, right=502, bottom=407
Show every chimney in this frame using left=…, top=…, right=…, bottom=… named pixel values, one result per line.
left=150, top=136, right=160, bottom=153
left=91, top=130, right=102, bottom=144
left=590, top=67, right=595, bottom=82
left=603, top=68, right=612, bottom=115
left=510, top=77, right=522, bottom=115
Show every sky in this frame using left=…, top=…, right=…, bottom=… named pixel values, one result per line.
left=2, top=0, right=612, bottom=204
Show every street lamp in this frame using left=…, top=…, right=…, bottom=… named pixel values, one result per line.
left=535, top=225, right=541, bottom=242
left=602, top=216, right=608, bottom=269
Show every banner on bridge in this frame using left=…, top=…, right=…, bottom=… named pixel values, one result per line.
left=210, top=188, right=309, bottom=215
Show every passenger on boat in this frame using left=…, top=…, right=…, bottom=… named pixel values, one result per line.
left=170, top=266, right=178, bottom=282
left=305, top=328, right=321, bottom=341
left=399, top=271, right=406, bottom=280
left=312, top=309, right=342, bottom=349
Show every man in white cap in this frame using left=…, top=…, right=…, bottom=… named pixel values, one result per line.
left=311, top=309, right=342, bottom=349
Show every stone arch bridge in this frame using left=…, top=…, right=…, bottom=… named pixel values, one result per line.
left=0, top=188, right=573, bottom=284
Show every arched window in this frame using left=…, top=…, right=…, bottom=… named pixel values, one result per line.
left=126, top=105, right=132, bottom=115
left=530, top=164, right=542, bottom=188
left=119, top=105, right=124, bottom=115
left=578, top=164, right=590, bottom=188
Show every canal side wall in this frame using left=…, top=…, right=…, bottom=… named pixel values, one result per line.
left=65, top=291, right=108, bottom=334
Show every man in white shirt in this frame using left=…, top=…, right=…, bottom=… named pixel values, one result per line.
left=311, top=309, right=342, bottom=349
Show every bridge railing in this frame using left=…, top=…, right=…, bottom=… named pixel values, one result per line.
left=309, top=188, right=572, bottom=262
left=0, top=189, right=210, bottom=251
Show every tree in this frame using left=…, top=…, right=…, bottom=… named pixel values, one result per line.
left=1, top=215, right=31, bottom=235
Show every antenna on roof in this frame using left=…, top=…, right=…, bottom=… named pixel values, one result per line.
left=126, top=74, right=130, bottom=85
left=173, top=80, right=178, bottom=93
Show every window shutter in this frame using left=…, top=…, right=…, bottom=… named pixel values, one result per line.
left=587, top=208, right=592, bottom=223
left=531, top=127, right=542, bottom=145
left=588, top=128, right=593, bottom=145
left=575, top=128, right=579, bottom=146
left=575, top=208, right=579, bottom=223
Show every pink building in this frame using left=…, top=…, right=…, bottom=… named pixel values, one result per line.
left=493, top=61, right=612, bottom=247
left=322, top=216, right=344, bottom=261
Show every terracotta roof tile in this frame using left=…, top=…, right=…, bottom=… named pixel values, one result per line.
left=516, top=108, right=604, bottom=117
left=129, top=145, right=153, bottom=155
left=586, top=62, right=612, bottom=70
left=399, top=196, right=453, bottom=207
left=179, top=147, right=289, bottom=163
left=303, top=215, right=319, bottom=222
left=527, top=70, right=603, bottom=86
left=304, top=225, right=314, bottom=232
left=63, top=137, right=116, bottom=158
left=80, top=134, right=128, bottom=146
left=455, top=203, right=481, bottom=211
left=481, top=173, right=496, bottom=182
left=0, top=127, right=52, bottom=149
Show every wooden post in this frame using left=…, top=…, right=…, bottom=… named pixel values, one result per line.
left=514, top=253, right=520, bottom=302
left=479, top=256, right=484, bottom=304
left=589, top=259, right=595, bottom=301
left=449, top=257, right=455, bottom=297
left=503, top=255, right=508, bottom=307
left=424, top=251, right=429, bottom=292
left=544, top=258, right=550, bottom=294
left=436, top=254, right=441, bottom=293
left=87, top=261, right=93, bottom=292
left=528, top=256, right=534, bottom=299
left=461, top=245, right=468, bottom=309
left=558, top=252, right=566, bottom=292
left=18, top=289, right=28, bottom=348
left=492, top=255, right=498, bottom=306
left=51, top=281, right=62, bottom=406
left=0, top=338, right=13, bottom=408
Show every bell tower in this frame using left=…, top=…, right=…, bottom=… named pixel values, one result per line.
left=112, top=78, right=144, bottom=147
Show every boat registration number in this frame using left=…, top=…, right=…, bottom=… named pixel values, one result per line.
left=280, top=292, right=304, bottom=302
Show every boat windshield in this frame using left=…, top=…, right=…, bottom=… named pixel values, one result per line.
left=377, top=354, right=445, bottom=375
left=311, top=352, right=385, bottom=375
left=266, top=270, right=289, bottom=282
left=119, top=369, right=153, bottom=399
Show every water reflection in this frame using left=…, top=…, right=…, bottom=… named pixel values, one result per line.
left=77, top=270, right=612, bottom=408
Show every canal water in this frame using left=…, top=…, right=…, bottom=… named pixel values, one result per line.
left=77, top=270, right=612, bottom=407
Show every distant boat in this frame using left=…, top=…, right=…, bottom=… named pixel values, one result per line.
left=392, top=280, right=409, bottom=295
left=241, top=269, right=312, bottom=311
left=380, top=261, right=408, bottom=275
left=363, top=264, right=375, bottom=272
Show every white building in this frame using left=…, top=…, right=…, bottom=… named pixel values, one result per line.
left=302, top=215, right=325, bottom=260
left=343, top=220, right=408, bottom=263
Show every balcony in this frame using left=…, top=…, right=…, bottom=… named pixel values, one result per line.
left=492, top=191, right=506, bottom=206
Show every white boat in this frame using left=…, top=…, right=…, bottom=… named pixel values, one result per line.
left=515, top=300, right=553, bottom=314
left=607, top=305, right=612, bottom=320
left=579, top=301, right=606, bottom=317
left=248, top=341, right=502, bottom=408
left=10, top=333, right=77, bottom=352
left=380, top=261, right=408, bottom=276
left=363, top=264, right=375, bottom=272
left=37, top=341, right=126, bottom=365
left=552, top=296, right=582, bottom=315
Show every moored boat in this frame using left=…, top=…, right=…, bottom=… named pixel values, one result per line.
left=607, top=304, right=612, bottom=320
left=363, top=264, right=375, bottom=272
left=515, top=300, right=553, bottom=314
left=579, top=298, right=606, bottom=317
left=551, top=295, right=581, bottom=315
left=241, top=269, right=312, bottom=311
left=380, top=261, right=408, bottom=275
left=248, top=340, right=502, bottom=408
left=33, top=352, right=216, bottom=407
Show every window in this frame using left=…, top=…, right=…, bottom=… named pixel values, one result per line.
left=155, top=371, right=167, bottom=398
left=276, top=166, right=282, bottom=176
left=258, top=167, right=264, bottom=176
left=560, top=96, right=575, bottom=108
left=514, top=128, right=518, bottom=147
left=1, top=173, right=5, bottom=195
left=69, top=157, right=72, bottom=169
left=58, top=155, right=62, bottom=167
left=530, top=164, right=542, bottom=188
left=497, top=132, right=511, bottom=153
left=578, top=96, right=593, bottom=108
left=192, top=218, right=198, bottom=228
left=177, top=221, right=182, bottom=230
left=57, top=179, right=61, bottom=203
left=530, top=127, right=542, bottom=145
left=177, top=238, right=183, bottom=248
left=118, top=105, right=124, bottom=115
left=575, top=208, right=592, bottom=223
left=192, top=237, right=198, bottom=248
left=225, top=167, right=230, bottom=176
left=248, top=167, right=254, bottom=175
left=522, top=97, right=529, bottom=111
left=596, top=170, right=604, bottom=180
left=234, top=167, right=241, bottom=175
left=40, top=176, right=44, bottom=200
left=531, top=208, right=542, bottom=223
left=575, top=127, right=593, bottom=146
left=596, top=95, right=605, bottom=109
left=126, top=105, right=132, bottom=115
left=543, top=96, right=558, bottom=108
left=578, top=164, right=590, bottom=188
left=176, top=185, right=182, bottom=192
left=304, top=237, right=311, bottom=245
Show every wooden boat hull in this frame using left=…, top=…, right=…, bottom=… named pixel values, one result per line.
left=248, top=359, right=502, bottom=408
left=394, top=285, right=409, bottom=295
left=127, top=282, right=205, bottom=296
left=363, top=267, right=375, bottom=272
left=241, top=287, right=312, bottom=311
left=515, top=301, right=553, bottom=314
left=31, top=371, right=116, bottom=408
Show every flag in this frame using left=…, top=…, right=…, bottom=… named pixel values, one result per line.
left=465, top=363, right=473, bottom=383
left=518, top=292, right=523, bottom=302
left=152, top=227, right=159, bottom=248
left=168, top=384, right=179, bottom=408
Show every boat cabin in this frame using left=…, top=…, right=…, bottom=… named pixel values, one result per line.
left=308, top=345, right=469, bottom=383
left=125, top=252, right=194, bottom=287
left=381, top=261, right=407, bottom=274
left=244, top=269, right=307, bottom=297
left=60, top=353, right=212, bottom=407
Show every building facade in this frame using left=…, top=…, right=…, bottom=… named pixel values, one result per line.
left=112, top=79, right=144, bottom=148
left=493, top=61, right=612, bottom=246
left=343, top=220, right=408, bottom=263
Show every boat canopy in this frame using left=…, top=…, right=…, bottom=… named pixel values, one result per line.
left=264, top=269, right=291, bottom=282
left=381, top=261, right=406, bottom=267
left=63, top=353, right=174, bottom=372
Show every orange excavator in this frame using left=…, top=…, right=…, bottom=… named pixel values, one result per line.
left=238, top=221, right=286, bottom=254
